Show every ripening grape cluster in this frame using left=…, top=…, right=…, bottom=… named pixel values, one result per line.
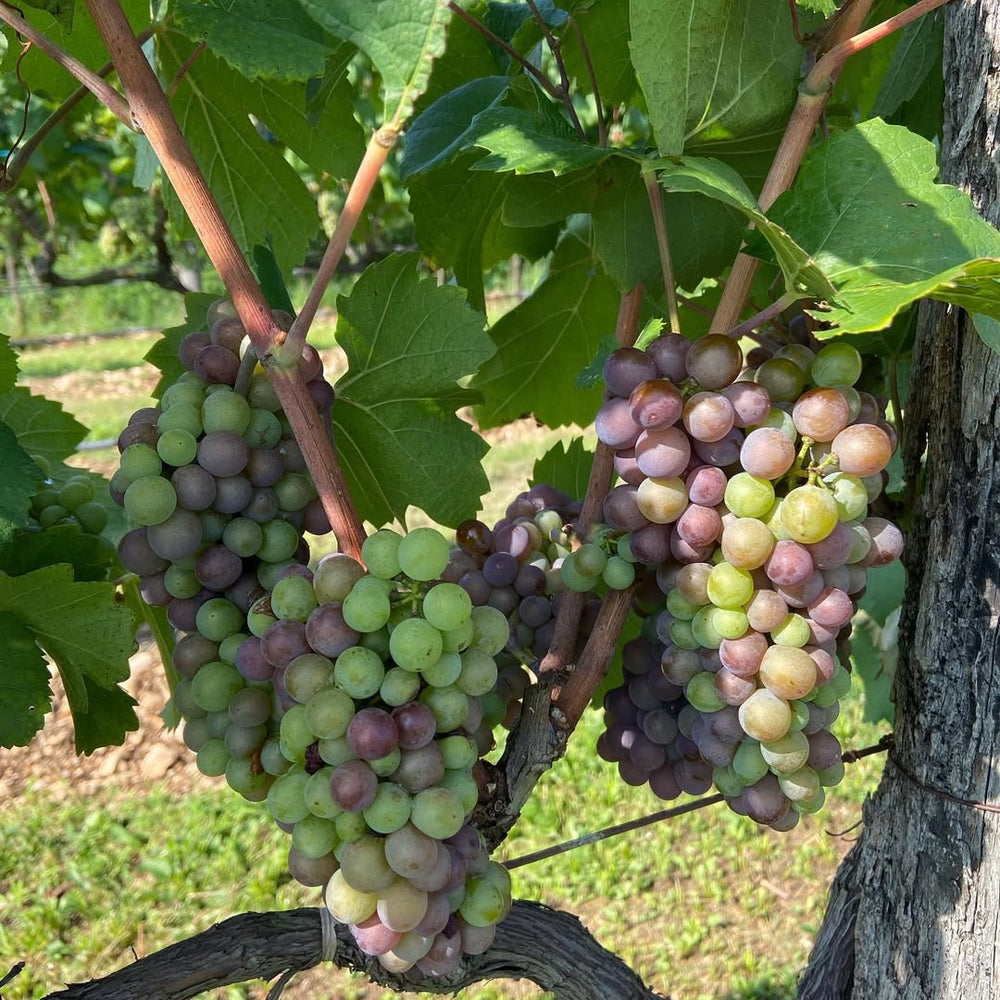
left=594, top=331, right=903, bottom=829
left=444, top=484, right=600, bottom=737
left=112, top=301, right=333, bottom=625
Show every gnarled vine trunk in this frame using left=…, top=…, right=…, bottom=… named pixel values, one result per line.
left=800, top=2, right=1000, bottom=996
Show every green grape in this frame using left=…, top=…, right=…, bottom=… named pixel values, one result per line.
left=37, top=505, right=68, bottom=529
left=713, top=765, right=747, bottom=798
left=389, top=618, right=444, bottom=672
left=690, top=605, right=724, bottom=649
left=816, top=760, right=846, bottom=787
left=123, top=476, right=177, bottom=526
left=440, top=617, right=475, bottom=653
left=313, top=554, right=365, bottom=603
left=397, top=527, right=450, bottom=581
left=257, top=518, right=301, bottom=563
left=456, top=648, right=498, bottom=696
left=292, top=814, right=339, bottom=858
left=342, top=580, right=392, bottom=632
left=410, top=787, right=465, bottom=839
left=752, top=406, right=797, bottom=440
left=724, top=473, right=776, bottom=519
left=420, top=651, right=463, bottom=687
left=261, top=737, right=293, bottom=776
left=560, top=556, right=599, bottom=593
left=781, top=486, right=838, bottom=544
left=469, top=605, right=509, bottom=656
left=437, top=734, right=477, bottom=771
left=666, top=588, right=702, bottom=621
left=755, top=358, right=805, bottom=403
left=788, top=699, right=811, bottom=733
left=333, top=645, right=385, bottom=699
left=267, top=769, right=312, bottom=824
left=824, top=471, right=869, bottom=521
left=271, top=575, right=318, bottom=622
left=279, top=705, right=315, bottom=762
left=165, top=564, right=201, bottom=599
left=380, top=666, right=422, bottom=706
left=760, top=731, right=810, bottom=773
left=370, top=747, right=402, bottom=777
left=71, top=500, right=108, bottom=534
left=770, top=613, right=812, bottom=647
left=196, top=738, right=230, bottom=777
left=706, top=562, right=754, bottom=609
left=419, top=685, right=469, bottom=732
left=157, top=403, right=202, bottom=436
left=223, top=517, right=263, bottom=557
left=285, top=653, right=335, bottom=703
left=247, top=596, right=277, bottom=637
left=362, top=529, right=403, bottom=579
left=202, top=387, right=251, bottom=435
left=196, top=598, right=244, bottom=642
left=304, top=767, right=342, bottom=818
left=574, top=543, right=607, bottom=577
left=778, top=765, right=820, bottom=802
left=335, top=810, right=368, bottom=844
left=685, top=671, right=727, bottom=713
left=668, top=619, right=699, bottom=650
left=156, top=428, right=198, bottom=467
left=275, top=473, right=316, bottom=512
left=732, top=740, right=769, bottom=783
left=364, top=782, right=412, bottom=834
left=440, top=768, right=478, bottom=815
left=459, top=877, right=507, bottom=928
left=191, top=661, right=245, bottom=713
left=305, top=686, right=356, bottom=740
left=244, top=408, right=282, bottom=448
left=602, top=555, right=635, bottom=589
left=218, top=632, right=248, bottom=665
left=361, top=627, right=391, bottom=660
left=58, top=477, right=94, bottom=510
left=421, top=583, right=473, bottom=632
left=162, top=380, right=205, bottom=410
left=811, top=343, right=863, bottom=387
left=738, top=689, right=792, bottom=742
left=709, top=606, right=749, bottom=640
left=225, top=757, right=270, bottom=797
left=318, top=736, right=357, bottom=768
left=120, top=443, right=163, bottom=481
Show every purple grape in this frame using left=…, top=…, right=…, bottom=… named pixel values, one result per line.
left=603, top=347, right=658, bottom=398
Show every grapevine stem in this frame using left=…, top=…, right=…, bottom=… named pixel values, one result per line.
left=643, top=170, right=682, bottom=334
left=570, top=17, right=607, bottom=146
left=725, top=291, right=799, bottom=340
left=278, top=129, right=396, bottom=365
left=708, top=0, right=877, bottom=333
left=446, top=2, right=566, bottom=108
left=83, top=0, right=367, bottom=559
left=0, top=25, right=155, bottom=191
left=525, top=0, right=585, bottom=138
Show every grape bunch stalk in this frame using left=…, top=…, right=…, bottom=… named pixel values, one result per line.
left=593, top=330, right=903, bottom=830
left=113, top=302, right=513, bottom=973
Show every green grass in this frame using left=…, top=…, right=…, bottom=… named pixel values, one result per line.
left=0, top=700, right=886, bottom=1000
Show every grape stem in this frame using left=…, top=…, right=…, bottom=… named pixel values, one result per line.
left=643, top=169, right=682, bottom=334
left=276, top=129, right=398, bottom=367
left=725, top=291, right=799, bottom=342
left=82, top=0, right=368, bottom=559
left=525, top=0, right=585, bottom=139
left=788, top=436, right=815, bottom=489
left=0, top=1, right=135, bottom=129
left=539, top=284, right=645, bottom=676
left=569, top=16, right=607, bottom=146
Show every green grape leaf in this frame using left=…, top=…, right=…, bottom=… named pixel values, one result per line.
left=174, top=0, right=333, bottom=81
left=577, top=334, right=619, bottom=390
left=0, top=335, right=19, bottom=393
left=159, top=36, right=318, bottom=277
left=0, top=421, right=44, bottom=543
left=463, top=106, right=613, bottom=175
left=0, top=611, right=52, bottom=749
left=145, top=293, right=218, bottom=399
left=751, top=120, right=1000, bottom=335
left=332, top=254, right=495, bottom=527
left=400, top=76, right=511, bottom=178
left=595, top=157, right=749, bottom=294
left=408, top=152, right=561, bottom=311
left=70, top=677, right=140, bottom=756
left=851, top=615, right=896, bottom=726
left=0, top=526, right=115, bottom=583
left=655, top=154, right=838, bottom=300
left=531, top=438, right=596, bottom=501
left=297, top=0, right=451, bottom=125
left=796, top=0, right=837, bottom=14
left=563, top=0, right=637, bottom=106
left=0, top=565, right=137, bottom=691
left=630, top=0, right=805, bottom=155
left=0, top=387, right=87, bottom=467
left=256, top=69, right=364, bottom=181
left=973, top=315, right=1000, bottom=353
left=22, top=0, right=73, bottom=31
left=252, top=243, right=296, bottom=316
left=859, top=561, right=906, bottom=628
left=1, top=0, right=147, bottom=100
left=471, top=232, right=621, bottom=429
left=871, top=10, right=944, bottom=120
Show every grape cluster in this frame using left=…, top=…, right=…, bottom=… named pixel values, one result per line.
left=445, top=484, right=600, bottom=737
left=176, top=529, right=512, bottom=972
left=112, top=302, right=333, bottom=627
left=27, top=464, right=111, bottom=539
left=594, top=332, right=902, bottom=829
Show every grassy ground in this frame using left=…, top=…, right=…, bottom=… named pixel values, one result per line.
left=1, top=284, right=891, bottom=999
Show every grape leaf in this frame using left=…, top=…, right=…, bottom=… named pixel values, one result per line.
left=860, top=561, right=906, bottom=627
left=562, top=0, right=637, bottom=106
left=577, top=334, right=619, bottom=389
left=751, top=120, right=1000, bottom=335
left=0, top=334, right=19, bottom=393
left=531, top=438, right=596, bottom=501
left=0, top=611, right=52, bottom=749
left=70, top=678, right=140, bottom=755
left=407, top=152, right=561, bottom=311
left=797, top=0, right=837, bottom=14
left=297, top=0, right=451, bottom=125
left=871, top=10, right=943, bottom=120
left=655, top=155, right=838, bottom=300
left=400, top=76, right=512, bottom=178
left=463, top=106, right=613, bottom=175
left=0, top=526, right=115, bottom=583
left=471, top=232, right=621, bottom=429
left=0, top=0, right=147, bottom=100
left=332, top=254, right=495, bottom=527
left=22, top=0, right=73, bottom=31
left=145, top=293, right=218, bottom=399
left=0, top=387, right=87, bottom=467
left=851, top=614, right=896, bottom=725
left=174, top=0, right=333, bottom=82
left=252, top=244, right=296, bottom=316
left=159, top=36, right=318, bottom=277
left=0, top=421, right=43, bottom=544
left=630, top=0, right=804, bottom=155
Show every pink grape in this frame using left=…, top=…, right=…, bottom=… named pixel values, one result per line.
left=831, top=423, right=893, bottom=476
left=740, top=427, right=797, bottom=479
